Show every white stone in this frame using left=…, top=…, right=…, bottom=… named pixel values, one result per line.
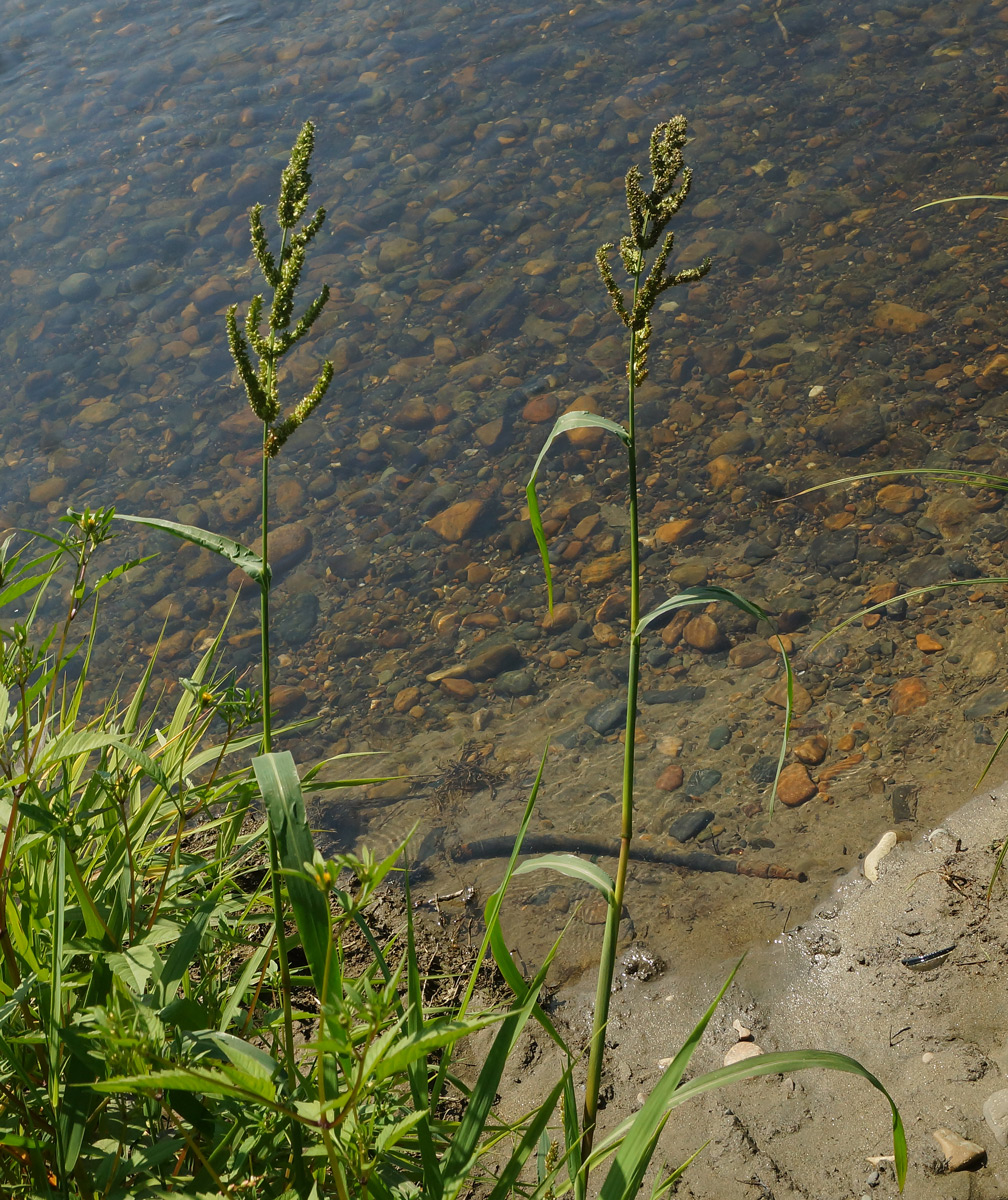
left=932, top=1127, right=986, bottom=1170
left=863, top=830, right=898, bottom=881
left=982, top=1088, right=1008, bottom=1148
left=723, top=1041, right=764, bottom=1067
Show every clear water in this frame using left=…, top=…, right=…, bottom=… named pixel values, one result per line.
left=3, top=0, right=1007, bottom=981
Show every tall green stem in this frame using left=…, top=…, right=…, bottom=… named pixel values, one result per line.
left=580, top=265, right=645, bottom=1177
left=255, top=227, right=302, bottom=1185
left=260, top=450, right=272, bottom=757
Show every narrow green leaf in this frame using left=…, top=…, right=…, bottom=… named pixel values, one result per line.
left=636, top=586, right=792, bottom=815
left=914, top=193, right=1008, bottom=210
left=486, top=1066, right=571, bottom=1200
left=512, top=853, right=615, bottom=906
left=593, top=967, right=907, bottom=1197
left=47, top=838, right=66, bottom=1115
left=595, top=963, right=741, bottom=1200
left=403, top=864, right=443, bottom=1197
left=95, top=1064, right=277, bottom=1104
left=41, top=728, right=173, bottom=798
left=188, top=1030, right=283, bottom=1083
left=527, top=411, right=631, bottom=610
left=156, top=901, right=214, bottom=1009
left=114, top=513, right=267, bottom=585
left=63, top=845, right=112, bottom=944
left=658, top=1050, right=906, bottom=1189
left=795, top=465, right=1008, bottom=498
left=441, top=939, right=561, bottom=1197
left=253, top=752, right=332, bottom=1003
left=636, top=584, right=772, bottom=639
left=369, top=1015, right=503, bottom=1083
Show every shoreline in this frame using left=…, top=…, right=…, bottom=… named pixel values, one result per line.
left=502, top=777, right=1008, bottom=1198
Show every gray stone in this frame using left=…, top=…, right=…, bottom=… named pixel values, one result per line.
left=964, top=688, right=1008, bottom=721
left=641, top=686, right=706, bottom=705
left=809, top=529, right=858, bottom=568
left=585, top=697, right=627, bottom=735
left=815, top=404, right=886, bottom=456
left=58, top=271, right=99, bottom=302
left=708, top=723, right=732, bottom=750
left=750, top=756, right=780, bottom=785
left=737, top=230, right=782, bottom=267
left=494, top=669, right=536, bottom=698
left=669, top=809, right=715, bottom=842
left=685, top=768, right=722, bottom=797
left=466, top=642, right=522, bottom=681
left=751, top=316, right=791, bottom=346
left=277, top=592, right=319, bottom=647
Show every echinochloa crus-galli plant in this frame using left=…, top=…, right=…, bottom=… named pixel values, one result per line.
left=225, top=118, right=334, bottom=753
left=526, top=116, right=795, bottom=1185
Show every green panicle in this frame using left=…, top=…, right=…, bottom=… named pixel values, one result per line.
left=270, top=243, right=305, bottom=332
left=227, top=119, right=332, bottom=459
left=250, top=204, right=280, bottom=288
left=596, top=243, right=631, bottom=328
left=245, top=294, right=271, bottom=359
left=226, top=305, right=273, bottom=421
left=265, top=360, right=334, bottom=458
left=294, top=206, right=326, bottom=248
left=599, top=115, right=712, bottom=381
left=277, top=120, right=315, bottom=231
left=286, top=284, right=331, bottom=350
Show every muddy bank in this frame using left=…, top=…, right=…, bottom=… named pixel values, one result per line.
left=497, top=778, right=1008, bottom=1198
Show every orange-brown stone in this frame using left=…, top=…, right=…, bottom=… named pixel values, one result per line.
left=890, top=677, right=928, bottom=715
left=542, top=602, right=579, bottom=632
left=440, top=677, right=477, bottom=700
left=683, top=614, right=724, bottom=652
left=427, top=500, right=485, bottom=543
left=522, top=394, right=558, bottom=423
left=707, top=454, right=738, bottom=489
left=862, top=580, right=900, bottom=606
left=580, top=553, right=625, bottom=586
left=656, top=764, right=684, bottom=792
left=793, top=734, right=829, bottom=766
left=776, top=762, right=818, bottom=808
left=876, top=483, right=924, bottom=514
left=393, top=686, right=421, bottom=713
left=916, top=633, right=944, bottom=653
left=872, top=301, right=932, bottom=334
left=764, top=678, right=813, bottom=714
left=655, top=518, right=702, bottom=546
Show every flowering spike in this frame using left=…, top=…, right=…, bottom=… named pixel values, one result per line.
left=277, top=121, right=315, bottom=230
left=227, top=121, right=334, bottom=459
left=599, top=115, right=711, bottom=373
left=249, top=205, right=280, bottom=288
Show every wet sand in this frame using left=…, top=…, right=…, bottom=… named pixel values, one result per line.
left=494, top=775, right=1008, bottom=1198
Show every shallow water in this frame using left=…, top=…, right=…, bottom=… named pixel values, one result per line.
left=3, top=0, right=1008, bottom=981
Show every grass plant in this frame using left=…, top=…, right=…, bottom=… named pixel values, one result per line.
left=0, top=118, right=909, bottom=1198
left=520, top=117, right=906, bottom=1196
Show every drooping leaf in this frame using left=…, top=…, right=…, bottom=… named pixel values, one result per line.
left=512, top=853, right=615, bottom=907
left=526, top=412, right=631, bottom=610
left=114, top=514, right=268, bottom=586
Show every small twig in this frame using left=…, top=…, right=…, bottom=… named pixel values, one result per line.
left=772, top=0, right=789, bottom=42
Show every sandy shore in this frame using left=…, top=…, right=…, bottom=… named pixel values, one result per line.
left=507, top=779, right=1008, bottom=1198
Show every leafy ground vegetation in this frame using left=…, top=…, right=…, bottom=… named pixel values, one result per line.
left=0, top=122, right=906, bottom=1199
